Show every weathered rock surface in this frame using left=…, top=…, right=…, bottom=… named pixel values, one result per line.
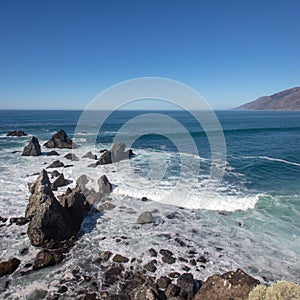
left=51, top=173, right=69, bottom=191
left=44, top=129, right=75, bottom=149
left=25, top=170, right=87, bottom=247
left=6, top=130, right=27, bottom=137
left=193, top=268, right=260, bottom=300
left=82, top=151, right=97, bottom=160
left=22, top=136, right=41, bottom=156
left=137, top=211, right=153, bottom=224
left=33, top=249, right=63, bottom=270
left=0, top=258, right=20, bottom=277
left=97, top=143, right=134, bottom=165
left=98, top=175, right=112, bottom=196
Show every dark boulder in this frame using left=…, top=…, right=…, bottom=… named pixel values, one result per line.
left=44, top=129, right=75, bottom=149
left=6, top=130, right=27, bottom=137
left=193, top=269, right=260, bottom=300
left=0, top=258, right=20, bottom=277
left=25, top=170, right=87, bottom=248
left=97, top=143, right=134, bottom=165
left=22, top=136, right=41, bottom=156
left=98, top=175, right=112, bottom=196
left=112, top=254, right=129, bottom=263
left=82, top=151, right=97, bottom=160
left=33, top=249, right=63, bottom=270
left=51, top=173, right=69, bottom=191
left=46, top=160, right=65, bottom=169
left=47, top=150, right=60, bottom=156
left=64, top=153, right=79, bottom=161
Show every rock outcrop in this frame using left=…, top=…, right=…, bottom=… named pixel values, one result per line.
left=193, top=268, right=260, bottom=300
left=22, top=136, right=41, bottom=156
left=97, top=143, right=134, bottom=165
left=6, top=130, right=27, bottom=137
left=25, top=170, right=87, bottom=248
left=44, top=129, right=75, bottom=149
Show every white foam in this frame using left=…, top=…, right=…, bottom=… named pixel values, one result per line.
left=241, top=155, right=300, bottom=167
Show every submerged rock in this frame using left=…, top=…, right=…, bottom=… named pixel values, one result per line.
left=0, top=258, right=20, bottom=277
left=97, top=143, right=134, bottom=165
left=22, top=136, right=41, bottom=156
left=6, top=130, right=27, bottom=137
left=25, top=170, right=87, bottom=248
left=44, top=129, right=75, bottom=149
left=194, top=268, right=260, bottom=300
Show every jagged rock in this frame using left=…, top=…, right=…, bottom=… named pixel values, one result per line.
left=82, top=151, right=97, bottom=160
left=25, top=170, right=87, bottom=248
left=98, top=175, right=112, bottom=196
left=33, top=249, right=63, bottom=270
left=97, top=143, right=134, bottom=165
left=22, top=136, right=41, bottom=156
left=47, top=150, right=59, bottom=156
left=193, top=269, right=260, bottom=300
left=64, top=153, right=79, bottom=161
left=46, top=160, right=65, bottom=169
left=0, top=258, right=20, bottom=277
left=6, top=130, right=27, bottom=137
left=51, top=173, right=69, bottom=191
left=44, top=129, right=75, bottom=149
left=137, top=211, right=153, bottom=224
left=176, top=273, right=197, bottom=300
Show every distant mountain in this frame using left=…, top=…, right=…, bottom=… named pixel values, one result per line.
left=235, top=87, right=300, bottom=111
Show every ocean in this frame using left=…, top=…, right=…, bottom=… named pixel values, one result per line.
left=0, top=110, right=299, bottom=298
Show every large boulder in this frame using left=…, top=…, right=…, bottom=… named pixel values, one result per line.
left=22, top=136, right=41, bottom=156
left=44, top=129, right=75, bottom=149
left=25, top=170, right=87, bottom=248
left=97, top=143, right=134, bottom=165
left=194, top=269, right=260, bottom=300
left=6, top=130, right=27, bottom=137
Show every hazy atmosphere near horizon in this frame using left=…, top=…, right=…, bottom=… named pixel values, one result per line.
left=0, top=0, right=300, bottom=109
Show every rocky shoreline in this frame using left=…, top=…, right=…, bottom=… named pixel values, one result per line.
left=0, top=130, right=299, bottom=299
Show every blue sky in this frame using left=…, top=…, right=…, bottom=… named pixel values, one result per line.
left=0, top=0, right=300, bottom=110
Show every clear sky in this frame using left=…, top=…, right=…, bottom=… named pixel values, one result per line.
left=0, top=0, right=300, bottom=110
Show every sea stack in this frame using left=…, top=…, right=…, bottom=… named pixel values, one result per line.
left=44, top=129, right=76, bottom=149
left=22, top=136, right=41, bottom=156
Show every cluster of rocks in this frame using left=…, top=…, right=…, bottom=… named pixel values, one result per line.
left=6, top=130, right=27, bottom=137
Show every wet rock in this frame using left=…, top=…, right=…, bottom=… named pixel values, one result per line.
left=97, top=143, right=134, bottom=165
left=0, top=216, right=8, bottom=223
left=6, top=130, right=27, bottom=137
left=20, top=248, right=29, bottom=255
left=104, top=265, right=124, bottom=284
left=26, top=170, right=87, bottom=247
left=141, top=197, right=148, bottom=201
left=149, top=248, right=157, bottom=257
left=176, top=273, right=197, bottom=300
left=98, top=175, right=112, bottom=196
left=0, top=258, right=21, bottom=277
left=47, top=150, right=60, bottom=156
left=102, top=251, right=112, bottom=261
left=82, top=151, right=97, bottom=160
left=98, top=202, right=116, bottom=211
left=144, top=261, right=157, bottom=273
left=58, top=285, right=68, bottom=294
left=64, top=153, right=79, bottom=161
left=169, top=272, right=181, bottom=279
left=160, top=249, right=173, bottom=257
left=131, top=285, right=157, bottom=300
left=196, top=255, right=207, bottom=264
left=44, top=129, right=76, bottom=149
left=137, top=211, right=153, bottom=224
left=162, top=256, right=176, bottom=264
left=46, top=160, right=65, bottom=169
left=51, top=173, right=69, bottom=191
left=113, top=254, right=129, bottom=263
left=157, top=276, right=171, bottom=290
left=9, top=217, right=29, bottom=226
left=33, top=249, right=63, bottom=270
left=22, top=136, right=41, bottom=156
left=50, top=170, right=60, bottom=178
left=165, top=283, right=181, bottom=298
left=193, top=269, right=260, bottom=300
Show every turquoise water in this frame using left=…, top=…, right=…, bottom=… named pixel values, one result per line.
left=0, top=110, right=299, bottom=297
